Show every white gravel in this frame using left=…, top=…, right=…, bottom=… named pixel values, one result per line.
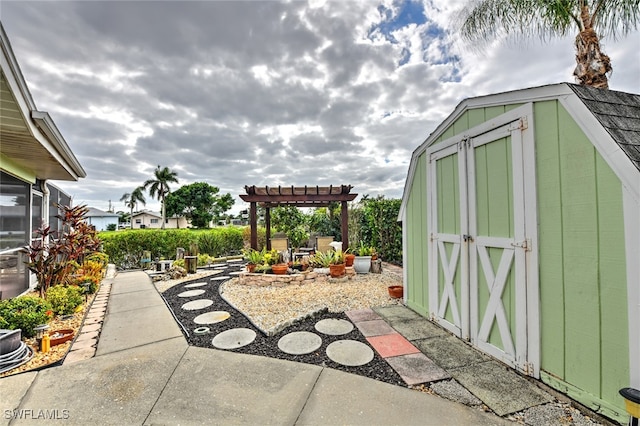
left=220, top=270, right=403, bottom=332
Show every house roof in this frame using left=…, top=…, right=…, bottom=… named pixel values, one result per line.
left=399, top=83, right=640, bottom=219
left=86, top=207, right=119, bottom=218
left=0, top=22, right=85, bottom=182
left=131, top=210, right=162, bottom=219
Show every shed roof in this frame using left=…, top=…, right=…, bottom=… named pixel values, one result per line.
left=569, top=84, right=640, bottom=172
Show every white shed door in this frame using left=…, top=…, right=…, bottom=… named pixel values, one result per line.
left=427, top=107, right=539, bottom=377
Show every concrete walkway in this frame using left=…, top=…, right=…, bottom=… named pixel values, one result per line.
left=1, top=271, right=511, bottom=425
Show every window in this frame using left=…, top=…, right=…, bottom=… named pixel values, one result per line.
left=150, top=219, right=159, bottom=224
left=135, top=219, right=142, bottom=224
left=0, top=171, right=30, bottom=299
left=31, top=192, right=43, bottom=240
left=0, top=171, right=29, bottom=250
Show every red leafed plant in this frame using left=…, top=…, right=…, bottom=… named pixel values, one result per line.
left=26, top=204, right=102, bottom=298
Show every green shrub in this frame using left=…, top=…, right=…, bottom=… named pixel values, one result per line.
left=106, top=223, right=117, bottom=231
left=100, top=228, right=244, bottom=270
left=242, top=226, right=266, bottom=250
left=46, top=285, right=84, bottom=315
left=0, top=295, right=53, bottom=338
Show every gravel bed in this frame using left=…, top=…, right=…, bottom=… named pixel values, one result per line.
left=159, top=265, right=406, bottom=387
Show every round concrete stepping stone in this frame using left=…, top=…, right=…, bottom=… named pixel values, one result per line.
left=315, top=318, right=354, bottom=335
left=194, top=311, right=231, bottom=325
left=326, top=340, right=374, bottom=366
left=184, top=282, right=208, bottom=288
left=212, top=328, right=256, bottom=349
left=210, top=276, right=230, bottom=281
left=181, top=299, right=214, bottom=311
left=177, top=289, right=206, bottom=298
left=277, top=332, right=322, bottom=355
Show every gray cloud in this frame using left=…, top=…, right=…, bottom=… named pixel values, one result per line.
left=2, top=0, right=638, bottom=215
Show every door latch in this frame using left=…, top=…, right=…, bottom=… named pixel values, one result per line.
left=463, top=234, right=474, bottom=242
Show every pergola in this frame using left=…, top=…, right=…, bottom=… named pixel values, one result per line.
left=239, top=185, right=358, bottom=252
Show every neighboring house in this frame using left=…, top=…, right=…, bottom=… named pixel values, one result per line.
left=131, top=210, right=188, bottom=229
left=399, top=83, right=639, bottom=423
left=85, top=207, right=119, bottom=231
left=0, top=23, right=85, bottom=299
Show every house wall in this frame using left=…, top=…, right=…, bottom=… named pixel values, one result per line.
left=132, top=214, right=189, bottom=229
left=87, top=216, right=118, bottom=231
left=132, top=213, right=163, bottom=229
left=533, top=100, right=628, bottom=420
left=404, top=100, right=630, bottom=421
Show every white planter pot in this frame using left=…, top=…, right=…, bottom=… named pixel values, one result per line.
left=353, top=256, right=372, bottom=273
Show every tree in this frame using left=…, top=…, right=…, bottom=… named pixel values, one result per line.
left=165, top=182, right=235, bottom=228
left=120, top=187, right=146, bottom=229
left=271, top=206, right=310, bottom=249
left=457, top=0, right=639, bottom=89
left=143, top=165, right=179, bottom=229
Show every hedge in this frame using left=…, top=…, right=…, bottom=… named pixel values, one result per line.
left=99, top=227, right=245, bottom=270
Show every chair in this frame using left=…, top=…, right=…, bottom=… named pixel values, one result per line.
left=315, top=236, right=334, bottom=254
left=270, top=237, right=289, bottom=253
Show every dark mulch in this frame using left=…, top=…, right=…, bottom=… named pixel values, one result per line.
left=160, top=264, right=405, bottom=387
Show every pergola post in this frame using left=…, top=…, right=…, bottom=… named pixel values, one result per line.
left=341, top=201, right=348, bottom=251
left=250, top=202, right=257, bottom=250
left=265, top=207, right=271, bottom=250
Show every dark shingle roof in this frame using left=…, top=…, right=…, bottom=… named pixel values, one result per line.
left=569, top=84, right=640, bottom=172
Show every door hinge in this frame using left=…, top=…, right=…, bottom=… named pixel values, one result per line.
left=520, top=117, right=528, bottom=130
left=522, top=362, right=535, bottom=376
left=511, top=239, right=531, bottom=251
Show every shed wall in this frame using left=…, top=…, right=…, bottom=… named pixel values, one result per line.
left=405, top=154, right=429, bottom=316
left=534, top=100, right=628, bottom=418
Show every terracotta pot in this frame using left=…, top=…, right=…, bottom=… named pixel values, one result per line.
left=49, top=329, right=74, bottom=346
left=246, top=264, right=256, bottom=273
left=345, top=254, right=355, bottom=267
left=329, top=263, right=346, bottom=278
left=271, top=264, right=288, bottom=275
left=388, top=285, right=403, bottom=299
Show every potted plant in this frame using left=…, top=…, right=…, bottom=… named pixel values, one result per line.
left=353, top=243, right=373, bottom=274
left=242, top=248, right=264, bottom=273
left=344, top=248, right=355, bottom=267
left=266, top=249, right=288, bottom=275
left=309, top=251, right=333, bottom=274
left=329, top=250, right=346, bottom=278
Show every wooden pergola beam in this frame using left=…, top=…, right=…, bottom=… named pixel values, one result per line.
left=240, top=185, right=358, bottom=251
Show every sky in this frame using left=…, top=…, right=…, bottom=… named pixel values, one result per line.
left=2, top=0, right=639, bottom=216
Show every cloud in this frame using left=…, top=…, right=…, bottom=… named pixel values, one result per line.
left=2, top=0, right=638, bottom=215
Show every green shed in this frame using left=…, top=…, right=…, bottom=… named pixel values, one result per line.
left=398, top=83, right=639, bottom=422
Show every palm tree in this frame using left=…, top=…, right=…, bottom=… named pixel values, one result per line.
left=120, top=187, right=146, bottom=229
left=457, top=0, right=639, bottom=89
left=143, top=165, right=179, bottom=229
